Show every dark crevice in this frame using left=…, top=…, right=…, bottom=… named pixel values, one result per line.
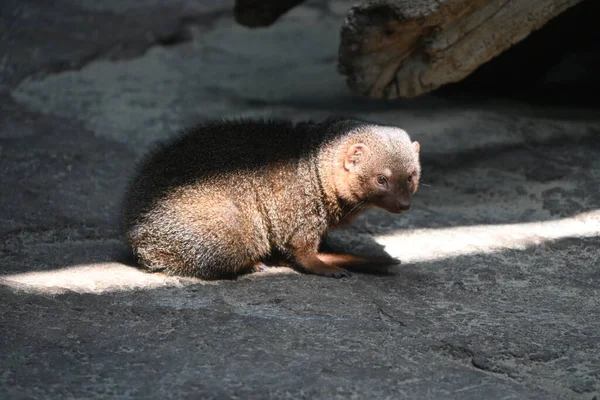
left=234, top=0, right=306, bottom=28
left=438, top=0, right=600, bottom=107
left=436, top=341, right=475, bottom=361
left=375, top=305, right=407, bottom=327
left=470, top=355, right=516, bottom=378
left=154, top=28, right=193, bottom=48
left=435, top=342, right=588, bottom=395
left=436, top=342, right=518, bottom=380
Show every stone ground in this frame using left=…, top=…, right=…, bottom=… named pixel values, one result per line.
left=1, top=1, right=599, bottom=399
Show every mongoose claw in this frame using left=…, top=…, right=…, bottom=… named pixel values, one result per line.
left=252, top=262, right=270, bottom=272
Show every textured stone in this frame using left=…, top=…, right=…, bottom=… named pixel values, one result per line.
left=0, top=0, right=232, bottom=89
left=1, top=1, right=599, bottom=399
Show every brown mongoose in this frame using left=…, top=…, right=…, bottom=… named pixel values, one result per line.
left=120, top=117, right=421, bottom=280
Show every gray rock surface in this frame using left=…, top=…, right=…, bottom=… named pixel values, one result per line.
left=1, top=1, right=599, bottom=399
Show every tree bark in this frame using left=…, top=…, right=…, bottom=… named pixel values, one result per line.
left=338, top=0, right=586, bottom=98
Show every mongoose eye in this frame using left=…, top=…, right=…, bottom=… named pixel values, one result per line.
left=376, top=175, right=388, bottom=186
left=407, top=175, right=413, bottom=182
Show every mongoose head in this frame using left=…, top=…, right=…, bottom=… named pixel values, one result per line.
left=338, top=124, right=421, bottom=214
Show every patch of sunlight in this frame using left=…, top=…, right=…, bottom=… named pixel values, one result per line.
left=0, top=262, right=297, bottom=295
left=376, top=210, right=600, bottom=263
left=0, top=263, right=198, bottom=295
left=2, top=211, right=598, bottom=294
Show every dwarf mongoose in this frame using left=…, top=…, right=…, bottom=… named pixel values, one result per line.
left=121, top=118, right=421, bottom=279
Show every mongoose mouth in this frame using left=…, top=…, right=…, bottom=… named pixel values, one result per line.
left=374, top=194, right=411, bottom=214
left=378, top=201, right=411, bottom=214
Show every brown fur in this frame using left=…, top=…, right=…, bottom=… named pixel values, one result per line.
left=120, top=118, right=421, bottom=279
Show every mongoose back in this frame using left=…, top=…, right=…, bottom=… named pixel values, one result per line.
left=121, top=118, right=421, bottom=279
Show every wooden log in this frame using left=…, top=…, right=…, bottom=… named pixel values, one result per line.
left=338, top=0, right=586, bottom=98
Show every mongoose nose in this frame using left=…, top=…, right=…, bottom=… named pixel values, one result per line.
left=397, top=200, right=411, bottom=211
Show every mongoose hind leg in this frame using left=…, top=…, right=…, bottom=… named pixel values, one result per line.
left=126, top=229, right=187, bottom=274
left=288, top=236, right=351, bottom=278
left=128, top=221, right=266, bottom=280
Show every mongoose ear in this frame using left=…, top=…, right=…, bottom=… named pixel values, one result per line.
left=344, top=143, right=368, bottom=171
left=412, top=141, right=420, bottom=154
